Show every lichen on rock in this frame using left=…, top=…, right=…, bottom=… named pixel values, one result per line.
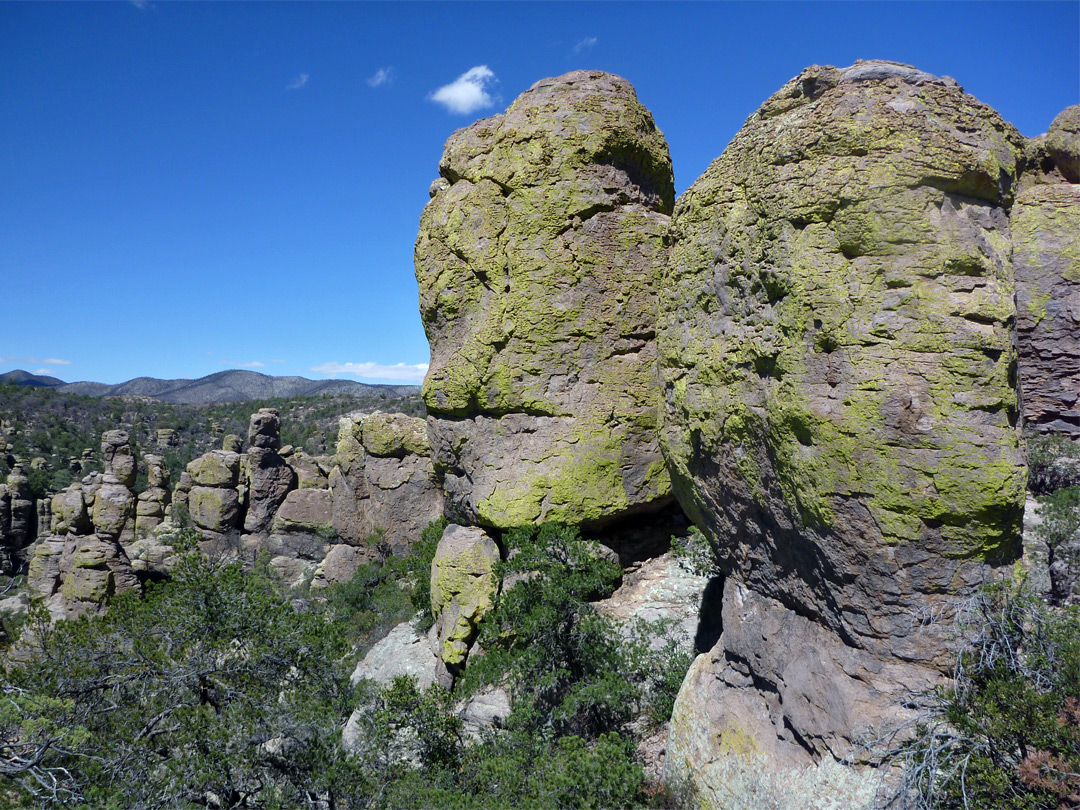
left=416, top=70, right=675, bottom=530
left=657, top=60, right=1029, bottom=782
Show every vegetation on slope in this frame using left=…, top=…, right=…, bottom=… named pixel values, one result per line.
left=1, top=522, right=691, bottom=809
left=0, top=382, right=424, bottom=497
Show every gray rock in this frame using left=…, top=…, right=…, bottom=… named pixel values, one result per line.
left=1014, top=183, right=1080, bottom=436
left=430, top=524, right=500, bottom=669
left=1047, top=105, right=1080, bottom=183
left=186, top=450, right=241, bottom=489
left=330, top=413, right=443, bottom=552
left=349, top=622, right=441, bottom=690
left=248, top=408, right=282, bottom=450
left=101, top=430, right=137, bottom=488
left=188, top=486, right=241, bottom=533
left=273, top=489, right=333, bottom=534
left=656, top=61, right=1027, bottom=799
left=244, top=447, right=296, bottom=533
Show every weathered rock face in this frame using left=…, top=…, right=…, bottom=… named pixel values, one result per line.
left=331, top=412, right=443, bottom=551
left=28, top=533, right=141, bottom=621
left=430, top=524, right=499, bottom=669
left=248, top=407, right=282, bottom=450
left=101, top=430, right=137, bottom=488
left=1046, top=105, right=1080, bottom=184
left=1014, top=129, right=1080, bottom=435
left=5, top=465, right=36, bottom=551
left=135, top=455, right=171, bottom=535
left=273, top=488, right=334, bottom=534
left=245, top=448, right=296, bottom=533
left=657, top=61, right=1028, bottom=777
left=417, top=70, right=675, bottom=530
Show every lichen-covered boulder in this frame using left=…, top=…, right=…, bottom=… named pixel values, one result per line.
left=101, top=430, right=137, bottom=488
left=361, top=412, right=429, bottom=458
left=51, top=486, right=91, bottom=535
left=416, top=70, right=675, bottom=529
left=29, top=533, right=140, bottom=621
left=1014, top=182, right=1080, bottom=436
left=5, top=465, right=35, bottom=548
left=429, top=524, right=499, bottom=668
left=1047, top=105, right=1080, bottom=184
left=91, top=479, right=134, bottom=541
left=658, top=61, right=1028, bottom=779
left=329, top=413, right=443, bottom=551
left=188, top=485, right=241, bottom=533
left=187, top=450, right=241, bottom=489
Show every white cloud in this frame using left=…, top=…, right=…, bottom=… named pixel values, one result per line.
left=130, top=0, right=150, bottom=9
left=43, top=358, right=71, bottom=366
left=311, top=361, right=429, bottom=383
left=33, top=368, right=55, bottom=376
left=237, top=361, right=265, bottom=369
left=286, top=73, right=309, bottom=90
left=573, top=36, right=598, bottom=53
left=429, top=65, right=498, bottom=115
left=367, top=67, right=394, bottom=88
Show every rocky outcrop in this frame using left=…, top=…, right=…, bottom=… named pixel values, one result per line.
left=1047, top=105, right=1080, bottom=184
left=416, top=70, right=675, bottom=530
left=135, top=455, right=170, bottom=536
left=29, top=431, right=143, bottom=620
left=185, top=450, right=243, bottom=537
left=244, top=410, right=296, bottom=534
left=1014, top=107, right=1080, bottom=437
left=430, top=524, right=500, bottom=670
left=657, top=60, right=1029, bottom=789
left=101, top=430, right=137, bottom=488
left=2, top=464, right=37, bottom=569
left=330, top=411, right=442, bottom=552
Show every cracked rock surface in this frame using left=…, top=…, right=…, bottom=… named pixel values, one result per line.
left=416, top=70, right=675, bottom=529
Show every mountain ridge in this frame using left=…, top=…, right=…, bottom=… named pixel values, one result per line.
left=0, top=368, right=419, bottom=404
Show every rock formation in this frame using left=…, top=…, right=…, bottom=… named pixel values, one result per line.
left=416, top=70, right=675, bottom=531
left=1, top=464, right=36, bottom=570
left=244, top=409, right=296, bottom=534
left=29, top=431, right=143, bottom=620
left=330, top=411, right=443, bottom=553
left=135, top=454, right=171, bottom=536
left=657, top=60, right=1029, bottom=790
left=429, top=524, right=500, bottom=671
left=1014, top=105, right=1080, bottom=436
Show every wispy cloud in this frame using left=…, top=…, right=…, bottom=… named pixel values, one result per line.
left=286, top=73, right=309, bottom=91
left=33, top=368, right=56, bottom=376
left=2, top=355, right=72, bottom=366
left=429, top=65, right=498, bottom=115
left=130, top=0, right=150, bottom=9
left=573, top=36, right=598, bottom=54
left=367, top=67, right=394, bottom=88
left=222, top=361, right=266, bottom=369
left=311, top=361, right=429, bottom=383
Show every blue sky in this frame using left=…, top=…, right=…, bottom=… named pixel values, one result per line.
left=2, top=1, right=1077, bottom=385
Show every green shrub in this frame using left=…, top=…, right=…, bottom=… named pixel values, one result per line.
left=890, top=585, right=1080, bottom=809
left=1028, top=433, right=1080, bottom=495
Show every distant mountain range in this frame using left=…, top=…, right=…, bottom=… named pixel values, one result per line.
left=0, top=369, right=420, bottom=404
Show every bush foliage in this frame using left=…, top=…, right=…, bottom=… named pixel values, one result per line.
left=1, top=521, right=690, bottom=809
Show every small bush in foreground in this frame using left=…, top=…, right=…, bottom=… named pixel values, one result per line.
left=888, top=585, right=1080, bottom=809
